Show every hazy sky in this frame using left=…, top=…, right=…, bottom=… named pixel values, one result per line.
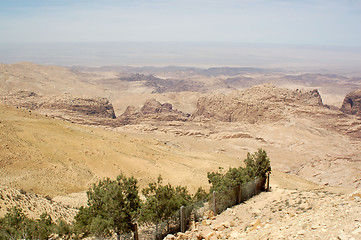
left=1, top=0, right=360, bottom=46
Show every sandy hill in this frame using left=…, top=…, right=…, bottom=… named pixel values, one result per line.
left=0, top=62, right=85, bottom=95
left=0, top=103, right=244, bottom=197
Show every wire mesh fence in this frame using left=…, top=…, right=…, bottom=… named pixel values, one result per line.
left=118, top=175, right=268, bottom=240
left=213, top=177, right=267, bottom=215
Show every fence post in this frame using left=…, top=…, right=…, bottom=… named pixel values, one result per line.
left=212, top=191, right=217, bottom=215
left=239, top=185, right=243, bottom=203
left=267, top=173, right=270, bottom=191
left=133, top=223, right=139, bottom=240
left=254, top=178, right=257, bottom=196
left=180, top=206, right=186, bottom=233
left=236, top=185, right=240, bottom=204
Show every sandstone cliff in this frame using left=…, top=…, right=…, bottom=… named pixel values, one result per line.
left=118, top=99, right=189, bottom=124
left=42, top=95, right=116, bottom=119
left=341, top=89, right=361, bottom=116
left=1, top=91, right=116, bottom=124
left=191, top=84, right=323, bottom=123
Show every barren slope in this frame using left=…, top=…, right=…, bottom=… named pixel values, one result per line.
left=166, top=186, right=361, bottom=240
left=0, top=104, right=241, bottom=197
left=0, top=185, right=77, bottom=223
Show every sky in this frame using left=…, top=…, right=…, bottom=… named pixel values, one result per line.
left=0, top=0, right=361, bottom=46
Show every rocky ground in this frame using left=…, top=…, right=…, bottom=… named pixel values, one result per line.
left=0, top=90, right=117, bottom=125
left=2, top=180, right=359, bottom=240
left=166, top=187, right=361, bottom=240
left=0, top=185, right=77, bottom=223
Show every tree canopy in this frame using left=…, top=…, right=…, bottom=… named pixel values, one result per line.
left=208, top=148, right=271, bottom=193
left=140, top=175, right=192, bottom=225
left=74, top=173, right=141, bottom=239
left=0, top=207, right=54, bottom=240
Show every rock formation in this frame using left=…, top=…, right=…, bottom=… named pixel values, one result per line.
left=341, top=89, right=361, bottom=116
left=191, top=84, right=323, bottom=123
left=42, top=95, right=116, bottom=119
left=141, top=98, right=174, bottom=115
left=118, top=99, right=189, bottom=124
left=0, top=91, right=116, bottom=124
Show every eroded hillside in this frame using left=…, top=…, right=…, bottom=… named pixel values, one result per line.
left=1, top=62, right=361, bottom=240
left=112, top=84, right=361, bottom=190
left=1, top=62, right=361, bottom=220
left=166, top=187, right=361, bottom=240
left=0, top=104, right=241, bottom=197
left=1, top=62, right=361, bottom=194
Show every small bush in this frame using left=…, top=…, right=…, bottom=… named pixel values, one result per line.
left=0, top=207, right=55, bottom=240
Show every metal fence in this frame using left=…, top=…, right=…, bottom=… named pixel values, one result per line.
left=118, top=175, right=269, bottom=240
left=213, top=177, right=267, bottom=214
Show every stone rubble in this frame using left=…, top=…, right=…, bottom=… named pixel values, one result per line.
left=164, top=188, right=361, bottom=240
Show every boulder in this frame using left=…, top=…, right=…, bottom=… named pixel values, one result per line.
left=229, top=230, right=242, bottom=239
left=202, top=219, right=212, bottom=226
left=164, top=234, right=176, bottom=240
left=175, top=232, right=188, bottom=240
left=205, top=232, right=215, bottom=240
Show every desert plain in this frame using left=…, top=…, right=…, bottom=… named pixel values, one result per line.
left=0, top=61, right=360, bottom=239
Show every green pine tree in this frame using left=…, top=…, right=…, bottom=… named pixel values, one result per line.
left=74, top=173, right=141, bottom=240
left=140, top=175, right=192, bottom=237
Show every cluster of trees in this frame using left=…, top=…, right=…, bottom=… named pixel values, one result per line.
left=75, top=174, right=202, bottom=239
left=0, top=206, right=71, bottom=239
left=0, top=149, right=271, bottom=239
left=207, top=148, right=271, bottom=213
left=207, top=148, right=271, bottom=193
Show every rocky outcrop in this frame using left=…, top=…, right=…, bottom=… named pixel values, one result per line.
left=191, top=84, right=323, bottom=123
left=0, top=185, right=77, bottom=223
left=1, top=90, right=42, bottom=110
left=141, top=98, right=174, bottom=115
left=42, top=96, right=116, bottom=119
left=119, top=106, right=144, bottom=125
left=119, top=99, right=189, bottom=124
left=1, top=91, right=117, bottom=124
left=341, top=90, right=361, bottom=116
left=12, top=90, right=38, bottom=98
